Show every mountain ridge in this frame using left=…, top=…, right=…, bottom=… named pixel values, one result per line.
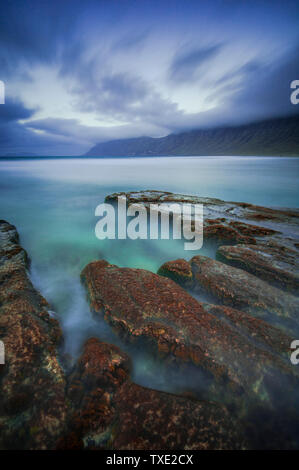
left=85, top=115, right=299, bottom=157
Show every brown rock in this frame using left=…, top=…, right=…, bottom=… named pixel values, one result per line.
left=157, top=258, right=193, bottom=286
left=228, top=220, right=277, bottom=237
left=204, top=223, right=256, bottom=245
left=190, top=255, right=299, bottom=332
left=105, top=190, right=299, bottom=250
left=68, top=338, right=131, bottom=403
left=59, top=338, right=247, bottom=450
left=81, top=260, right=296, bottom=399
left=0, top=221, right=67, bottom=450
left=217, top=243, right=299, bottom=295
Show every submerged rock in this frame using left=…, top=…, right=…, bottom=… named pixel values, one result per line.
left=58, top=338, right=247, bottom=450
left=217, top=242, right=299, bottom=295
left=191, top=255, right=299, bottom=329
left=0, top=221, right=67, bottom=450
left=105, top=190, right=299, bottom=249
left=81, top=260, right=296, bottom=401
left=202, top=218, right=278, bottom=245
left=159, top=255, right=299, bottom=333
left=157, top=258, right=193, bottom=287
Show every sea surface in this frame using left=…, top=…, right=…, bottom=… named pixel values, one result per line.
left=0, top=156, right=298, bottom=393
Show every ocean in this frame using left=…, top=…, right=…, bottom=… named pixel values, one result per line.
left=0, top=155, right=298, bottom=393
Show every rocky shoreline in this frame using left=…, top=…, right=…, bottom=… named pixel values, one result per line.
left=0, top=190, right=298, bottom=449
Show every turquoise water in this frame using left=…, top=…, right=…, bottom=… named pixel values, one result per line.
left=0, top=156, right=298, bottom=393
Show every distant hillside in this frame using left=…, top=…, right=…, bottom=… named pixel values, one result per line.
left=85, top=115, right=299, bottom=157
left=1, top=152, right=37, bottom=157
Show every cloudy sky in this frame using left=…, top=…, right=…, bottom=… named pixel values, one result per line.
left=0, top=0, right=298, bottom=156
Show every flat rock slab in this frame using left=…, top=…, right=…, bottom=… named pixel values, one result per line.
left=159, top=255, right=299, bottom=334
left=81, top=260, right=296, bottom=401
left=106, top=191, right=299, bottom=300
left=105, top=190, right=299, bottom=226
left=59, top=338, right=247, bottom=450
left=191, top=255, right=299, bottom=328
left=0, top=221, right=67, bottom=450
left=105, top=190, right=299, bottom=248
left=217, top=242, right=299, bottom=295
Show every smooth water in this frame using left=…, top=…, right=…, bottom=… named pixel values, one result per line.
left=0, top=156, right=298, bottom=393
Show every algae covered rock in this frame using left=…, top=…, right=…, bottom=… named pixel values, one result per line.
left=217, top=242, right=299, bottom=295
left=0, top=221, right=67, bottom=450
left=81, top=260, right=297, bottom=401
left=190, top=255, right=299, bottom=330
left=59, top=338, right=247, bottom=450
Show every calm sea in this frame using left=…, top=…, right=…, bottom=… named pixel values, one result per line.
left=0, top=156, right=298, bottom=393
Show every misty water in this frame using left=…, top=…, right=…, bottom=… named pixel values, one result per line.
left=0, top=156, right=298, bottom=397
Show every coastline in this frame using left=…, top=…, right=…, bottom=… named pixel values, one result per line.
left=1, top=189, right=298, bottom=449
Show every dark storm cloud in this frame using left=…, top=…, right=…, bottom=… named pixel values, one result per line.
left=71, top=69, right=179, bottom=124
left=229, top=44, right=299, bottom=121
left=21, top=40, right=299, bottom=153
left=213, top=60, right=262, bottom=88
left=0, top=98, right=35, bottom=122
left=26, top=118, right=80, bottom=138
left=0, top=98, right=86, bottom=156
left=0, top=1, right=82, bottom=78
left=0, top=99, right=39, bottom=154
left=170, top=44, right=223, bottom=82
left=26, top=117, right=169, bottom=144
left=0, top=118, right=88, bottom=156
left=79, top=72, right=149, bottom=116
left=0, top=0, right=299, bottom=155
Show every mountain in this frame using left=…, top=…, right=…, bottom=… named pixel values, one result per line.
left=1, top=152, right=37, bottom=157
left=85, top=115, right=299, bottom=157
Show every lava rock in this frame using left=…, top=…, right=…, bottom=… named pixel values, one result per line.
left=190, top=255, right=299, bottom=331
left=0, top=221, right=67, bottom=450
left=59, top=338, right=247, bottom=450
left=81, top=260, right=296, bottom=400
left=217, top=243, right=299, bottom=295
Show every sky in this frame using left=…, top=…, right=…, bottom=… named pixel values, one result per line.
left=0, top=0, right=299, bottom=156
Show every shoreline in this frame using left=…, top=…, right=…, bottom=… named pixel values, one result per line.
left=0, top=190, right=298, bottom=449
